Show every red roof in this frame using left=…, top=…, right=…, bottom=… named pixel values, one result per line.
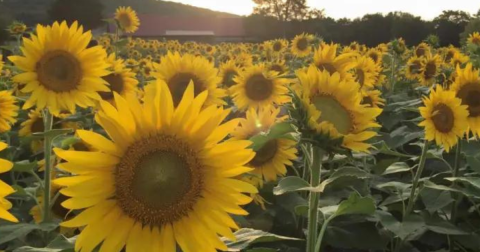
left=124, top=15, right=246, bottom=37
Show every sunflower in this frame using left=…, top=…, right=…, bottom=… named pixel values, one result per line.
left=231, top=106, right=297, bottom=182
left=405, top=56, right=425, bottom=80
left=0, top=91, right=19, bottom=133
left=291, top=33, right=314, bottom=58
left=361, top=89, right=385, bottom=108
left=419, top=86, right=468, bottom=152
left=0, top=55, right=3, bottom=74
left=443, top=46, right=460, bottom=63
left=9, top=21, right=110, bottom=115
left=313, top=43, right=355, bottom=79
left=450, top=63, right=480, bottom=136
left=297, top=66, right=382, bottom=152
left=366, top=48, right=383, bottom=65
left=0, top=142, right=16, bottom=222
left=115, top=6, right=140, bottom=33
left=414, top=43, right=430, bottom=58
left=153, top=52, right=225, bottom=107
left=54, top=80, right=256, bottom=252
left=235, top=52, right=253, bottom=68
left=468, top=32, right=480, bottom=46
left=230, top=64, right=290, bottom=111
left=270, top=39, right=288, bottom=54
left=8, top=21, right=27, bottom=35
left=419, top=53, right=442, bottom=86
left=451, top=52, right=469, bottom=67
left=99, top=53, right=138, bottom=103
left=351, top=56, right=379, bottom=89
left=268, top=59, right=288, bottom=75
left=219, top=60, right=241, bottom=89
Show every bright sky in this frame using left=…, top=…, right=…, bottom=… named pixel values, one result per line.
left=168, top=0, right=479, bottom=20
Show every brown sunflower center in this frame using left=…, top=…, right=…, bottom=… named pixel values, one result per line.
left=31, top=118, right=45, bottom=133
left=249, top=139, right=278, bottom=167
left=424, top=61, right=437, bottom=80
left=36, top=50, right=82, bottom=92
left=457, top=83, right=480, bottom=117
left=296, top=38, right=308, bottom=51
left=409, top=60, right=422, bottom=74
left=356, top=69, right=365, bottom=87
left=432, top=103, right=454, bottom=133
left=362, top=96, right=373, bottom=107
left=313, top=95, right=353, bottom=135
left=115, top=134, right=203, bottom=226
left=369, top=53, right=379, bottom=64
left=245, top=74, right=274, bottom=101
left=273, top=42, right=282, bottom=52
left=223, top=70, right=238, bottom=88
left=270, top=64, right=284, bottom=74
left=445, top=51, right=455, bottom=62
left=416, top=47, right=426, bottom=57
left=316, top=63, right=337, bottom=75
left=118, top=13, right=132, bottom=29
left=99, top=73, right=125, bottom=100
left=168, top=73, right=203, bottom=106
left=472, top=37, right=480, bottom=45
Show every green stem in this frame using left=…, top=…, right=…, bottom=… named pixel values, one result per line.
left=404, top=140, right=430, bottom=217
left=306, top=146, right=325, bottom=252
left=42, top=109, right=53, bottom=223
left=314, top=217, right=331, bottom=252
left=450, top=141, right=462, bottom=252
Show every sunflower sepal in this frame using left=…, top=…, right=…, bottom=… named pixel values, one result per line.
left=249, top=121, right=298, bottom=151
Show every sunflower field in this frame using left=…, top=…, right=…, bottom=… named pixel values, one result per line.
left=1, top=6, right=480, bottom=252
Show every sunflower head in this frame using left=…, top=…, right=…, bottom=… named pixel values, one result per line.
left=0, top=91, right=19, bottom=133
left=230, top=64, right=290, bottom=111
left=361, top=89, right=385, bottom=108
left=268, top=59, right=288, bottom=75
left=0, top=142, right=17, bottom=223
left=291, top=33, right=314, bottom=58
left=313, top=42, right=356, bottom=79
left=9, top=21, right=110, bottom=115
left=414, top=43, right=431, bottom=58
left=366, top=48, right=383, bottom=65
left=468, top=32, right=480, bottom=46
left=99, top=53, right=139, bottom=102
left=351, top=56, right=380, bottom=89
left=8, top=21, right=27, bottom=35
left=419, top=53, right=442, bottom=86
left=219, top=60, right=241, bottom=89
left=115, top=6, right=140, bottom=33
left=405, top=56, right=425, bottom=80
left=295, top=66, right=382, bottom=153
left=419, top=86, right=468, bottom=152
left=450, top=52, right=469, bottom=68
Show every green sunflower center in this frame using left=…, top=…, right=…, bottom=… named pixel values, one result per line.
left=245, top=74, right=274, bottom=101
left=168, top=73, right=203, bottom=107
left=115, top=134, right=203, bottom=226
left=118, top=13, right=133, bottom=29
left=316, top=63, right=337, bottom=75
left=250, top=139, right=278, bottom=167
left=99, top=73, right=125, bottom=100
left=313, top=95, right=353, bottom=135
left=296, top=38, right=308, bottom=51
left=457, top=83, right=480, bottom=117
left=37, top=50, right=82, bottom=92
left=432, top=103, right=454, bottom=133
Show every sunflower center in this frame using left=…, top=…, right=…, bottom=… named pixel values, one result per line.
left=118, top=13, right=132, bottom=29
left=458, top=83, right=480, bottom=117
left=432, top=104, right=454, bottom=133
left=223, top=70, right=238, bottom=87
left=362, top=96, right=373, bottom=107
left=313, top=95, right=353, bottom=135
left=250, top=139, right=278, bottom=167
left=270, top=64, right=284, bottom=74
left=31, top=118, right=45, bottom=133
left=445, top=51, right=455, bottom=62
left=245, top=74, right=274, bottom=101
left=356, top=69, right=365, bottom=87
left=168, top=73, right=203, bottom=106
left=297, top=38, right=308, bottom=51
left=369, top=53, right=379, bottom=63
left=472, top=37, right=480, bottom=45
left=416, top=47, right=426, bottom=57
left=115, top=134, right=203, bottom=226
left=424, top=62, right=437, bottom=79
left=273, top=42, right=282, bottom=52
left=36, top=50, right=82, bottom=92
left=99, top=73, right=125, bottom=100
left=409, top=60, right=422, bottom=74
left=316, top=63, right=337, bottom=75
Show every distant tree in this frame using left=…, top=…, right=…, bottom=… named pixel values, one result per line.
left=253, top=0, right=318, bottom=21
left=433, top=10, right=471, bottom=46
left=48, top=0, right=104, bottom=30
left=389, top=12, right=432, bottom=46
left=460, top=18, right=480, bottom=44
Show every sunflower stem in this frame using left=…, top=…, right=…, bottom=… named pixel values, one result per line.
left=306, top=146, right=324, bottom=252
left=449, top=141, right=463, bottom=252
left=42, top=109, right=53, bottom=223
left=314, top=216, right=332, bottom=252
left=404, top=140, right=430, bottom=218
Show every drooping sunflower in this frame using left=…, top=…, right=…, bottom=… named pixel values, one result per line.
left=405, top=56, right=425, bottom=80
left=419, top=53, right=442, bottom=86
left=297, top=66, right=382, bottom=152
left=0, top=91, right=19, bottom=133
left=450, top=63, right=480, bottom=136
left=231, top=106, right=298, bottom=182
left=0, top=142, right=17, bottom=222
left=419, top=86, right=468, bottom=152
left=99, top=53, right=138, bottom=103
left=219, top=60, right=241, bottom=89
left=313, top=43, right=356, bottom=79
left=468, top=32, right=480, bottom=46
left=230, top=64, right=290, bottom=111
left=9, top=21, right=110, bottom=115
left=115, top=6, right=140, bottom=33
left=54, top=81, right=256, bottom=252
left=291, top=33, right=315, bottom=58
left=414, top=43, right=431, bottom=58
left=351, top=56, right=379, bottom=89
left=153, top=52, right=225, bottom=107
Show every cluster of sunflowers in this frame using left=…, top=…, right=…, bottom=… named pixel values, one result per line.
left=1, top=5, right=480, bottom=252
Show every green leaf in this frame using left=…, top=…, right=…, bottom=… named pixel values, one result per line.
left=375, top=141, right=415, bottom=158
left=294, top=205, right=309, bottom=217
left=426, top=217, right=469, bottom=235
left=273, top=176, right=316, bottom=195
left=12, top=160, right=38, bottom=173
left=376, top=181, right=412, bottom=192
left=445, top=177, right=480, bottom=190
left=0, top=223, right=44, bottom=245
left=33, top=129, right=73, bottom=138
left=376, top=211, right=427, bottom=241
left=334, top=192, right=376, bottom=217
left=466, top=155, right=480, bottom=173
left=382, top=162, right=412, bottom=175
left=249, top=122, right=296, bottom=151
left=420, top=188, right=454, bottom=214
left=221, top=228, right=301, bottom=251
left=317, top=167, right=371, bottom=192
left=324, top=222, right=390, bottom=250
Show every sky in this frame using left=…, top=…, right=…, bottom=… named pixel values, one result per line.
left=168, top=0, right=479, bottom=20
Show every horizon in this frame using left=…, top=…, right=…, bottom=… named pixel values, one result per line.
left=168, top=0, right=479, bottom=20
